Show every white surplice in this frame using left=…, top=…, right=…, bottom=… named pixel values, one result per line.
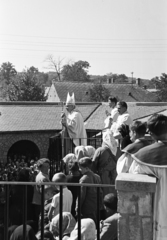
left=66, top=110, right=87, bottom=146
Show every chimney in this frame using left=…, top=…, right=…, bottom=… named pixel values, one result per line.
left=107, top=78, right=114, bottom=84
left=136, top=78, right=141, bottom=86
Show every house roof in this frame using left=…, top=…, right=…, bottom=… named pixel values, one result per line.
left=85, top=102, right=167, bottom=130
left=0, top=102, right=99, bottom=132
left=53, top=82, right=158, bottom=102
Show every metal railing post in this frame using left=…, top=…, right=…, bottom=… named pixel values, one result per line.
left=23, top=185, right=27, bottom=240
left=59, top=185, right=63, bottom=239
left=41, top=185, right=44, bottom=240
left=4, top=185, right=9, bottom=240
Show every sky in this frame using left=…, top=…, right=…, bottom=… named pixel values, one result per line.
left=0, top=0, right=167, bottom=80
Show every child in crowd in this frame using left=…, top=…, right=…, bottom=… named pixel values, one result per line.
left=99, top=193, right=120, bottom=240
left=76, top=157, right=103, bottom=225
left=38, top=185, right=54, bottom=229
left=48, top=173, right=73, bottom=222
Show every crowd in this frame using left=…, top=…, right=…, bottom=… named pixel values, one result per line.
left=0, top=93, right=167, bottom=240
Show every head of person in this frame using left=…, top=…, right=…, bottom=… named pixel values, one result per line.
left=10, top=225, right=37, bottom=240
left=17, top=168, right=30, bottom=182
left=65, top=92, right=75, bottom=113
left=68, top=161, right=80, bottom=174
left=78, top=157, right=92, bottom=174
left=117, top=101, right=128, bottom=115
left=50, top=212, right=76, bottom=238
left=118, top=124, right=130, bottom=138
left=52, top=172, right=67, bottom=191
left=74, top=146, right=87, bottom=161
left=69, top=218, right=96, bottom=240
left=66, top=103, right=75, bottom=113
left=147, top=114, right=167, bottom=140
left=37, top=158, right=50, bottom=175
left=103, top=193, right=118, bottom=215
left=44, top=185, right=54, bottom=200
left=130, top=121, right=147, bottom=142
left=108, top=96, right=117, bottom=108
left=84, top=145, right=96, bottom=159
left=63, top=153, right=76, bottom=174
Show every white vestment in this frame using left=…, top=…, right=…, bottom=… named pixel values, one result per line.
left=66, top=110, right=87, bottom=146
left=129, top=161, right=167, bottom=240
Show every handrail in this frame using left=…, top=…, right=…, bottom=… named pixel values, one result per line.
left=0, top=181, right=115, bottom=187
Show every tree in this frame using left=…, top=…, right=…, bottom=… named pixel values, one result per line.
left=61, top=60, right=90, bottom=82
left=151, top=73, right=167, bottom=101
left=44, top=55, right=65, bottom=81
left=89, top=82, right=110, bottom=102
left=7, top=68, right=47, bottom=101
left=0, top=62, right=17, bottom=84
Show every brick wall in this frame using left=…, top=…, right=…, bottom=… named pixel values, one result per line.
left=116, top=173, right=156, bottom=240
left=0, top=131, right=57, bottom=162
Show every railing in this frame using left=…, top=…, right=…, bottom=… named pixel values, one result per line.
left=0, top=181, right=115, bottom=240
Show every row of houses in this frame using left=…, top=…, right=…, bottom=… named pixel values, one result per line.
left=45, top=80, right=158, bottom=103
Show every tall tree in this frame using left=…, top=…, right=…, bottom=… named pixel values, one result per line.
left=89, top=82, right=110, bottom=102
left=44, top=55, right=65, bottom=81
left=7, top=68, right=47, bottom=101
left=151, top=73, right=167, bottom=101
left=61, top=60, right=90, bottom=82
left=0, top=62, right=17, bottom=84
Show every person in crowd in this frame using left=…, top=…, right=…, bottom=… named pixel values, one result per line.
left=8, top=225, right=18, bottom=240
left=74, top=146, right=87, bottom=161
left=113, top=101, right=133, bottom=134
left=61, top=92, right=87, bottom=147
left=10, top=225, right=37, bottom=240
left=32, top=158, right=50, bottom=226
left=76, top=157, right=103, bottom=224
left=111, top=101, right=133, bottom=159
left=129, top=114, right=167, bottom=240
left=103, top=97, right=119, bottom=131
left=117, top=124, right=132, bottom=150
left=117, top=121, right=150, bottom=174
left=48, top=173, right=73, bottom=221
left=62, top=153, right=76, bottom=175
left=9, top=168, right=34, bottom=225
left=38, top=185, right=55, bottom=230
left=66, top=161, right=82, bottom=218
left=98, top=193, right=120, bottom=240
left=92, top=133, right=117, bottom=198
left=49, top=212, right=76, bottom=240
left=84, top=146, right=96, bottom=159
left=69, top=218, right=96, bottom=240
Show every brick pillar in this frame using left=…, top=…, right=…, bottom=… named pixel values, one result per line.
left=116, top=173, right=156, bottom=240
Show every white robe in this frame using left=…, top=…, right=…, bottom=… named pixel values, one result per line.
left=66, top=110, right=87, bottom=146
left=129, top=161, right=167, bottom=240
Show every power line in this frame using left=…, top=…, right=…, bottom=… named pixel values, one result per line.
left=0, top=34, right=167, bottom=41
left=0, top=47, right=166, bottom=53
left=1, top=40, right=167, bottom=48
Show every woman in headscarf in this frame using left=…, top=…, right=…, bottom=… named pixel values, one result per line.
left=84, top=146, right=96, bottom=159
left=91, top=131, right=117, bottom=198
left=50, top=212, right=76, bottom=240
left=74, top=146, right=87, bottom=161
left=69, top=218, right=96, bottom=240
left=10, top=225, right=37, bottom=240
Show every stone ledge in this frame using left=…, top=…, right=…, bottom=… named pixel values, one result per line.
left=115, top=173, right=156, bottom=192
